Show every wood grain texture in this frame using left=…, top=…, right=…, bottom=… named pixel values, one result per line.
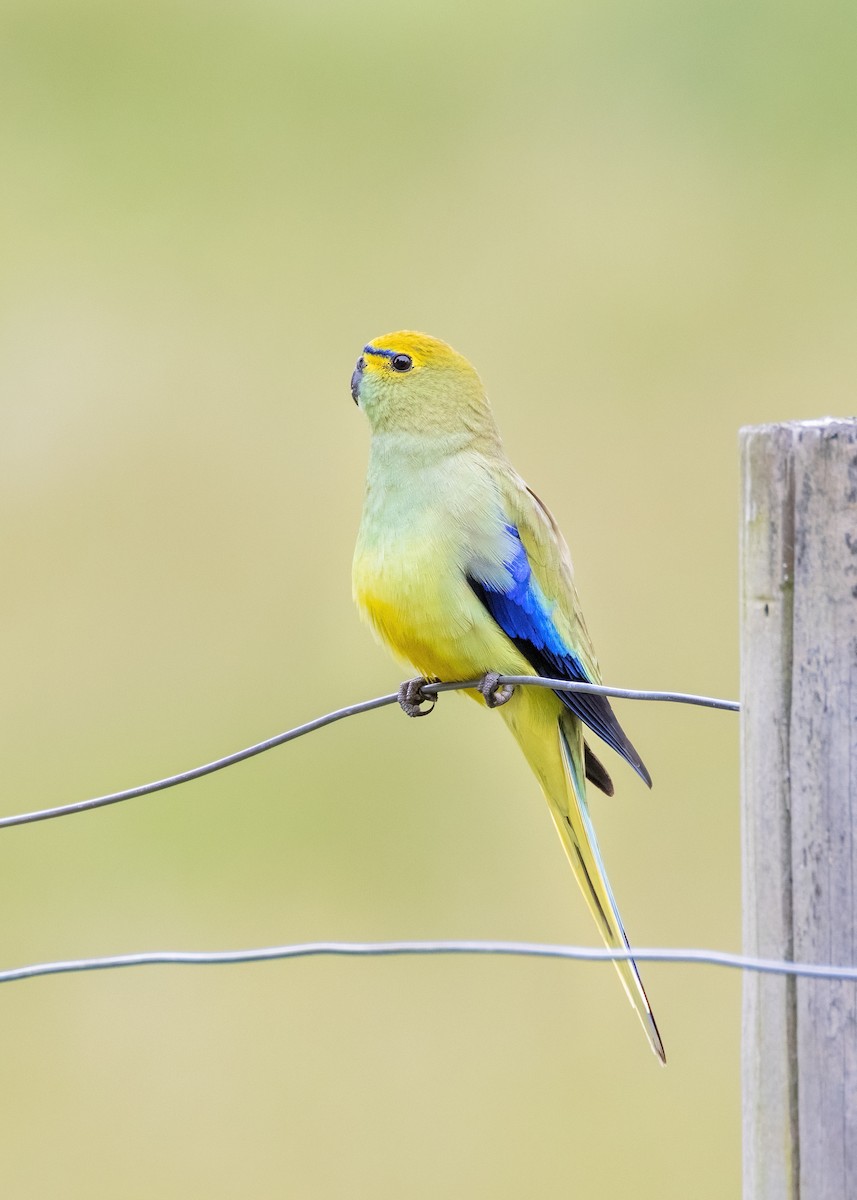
left=741, top=419, right=857, bottom=1200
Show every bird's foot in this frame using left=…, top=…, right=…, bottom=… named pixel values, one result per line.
left=397, top=677, right=437, bottom=718
left=477, top=671, right=515, bottom=708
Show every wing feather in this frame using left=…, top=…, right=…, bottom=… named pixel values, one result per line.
left=467, top=474, right=651, bottom=787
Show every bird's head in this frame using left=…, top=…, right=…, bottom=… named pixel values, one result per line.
left=351, top=331, right=500, bottom=443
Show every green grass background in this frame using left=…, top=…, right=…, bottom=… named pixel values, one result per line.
left=1, top=1, right=856, bottom=1195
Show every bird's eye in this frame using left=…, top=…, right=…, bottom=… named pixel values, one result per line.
left=391, top=354, right=413, bottom=372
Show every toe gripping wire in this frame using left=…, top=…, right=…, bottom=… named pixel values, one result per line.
left=398, top=672, right=514, bottom=718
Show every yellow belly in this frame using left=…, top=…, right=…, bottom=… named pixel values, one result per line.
left=354, top=569, right=531, bottom=685
left=356, top=592, right=456, bottom=679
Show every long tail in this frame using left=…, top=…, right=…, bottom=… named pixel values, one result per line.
left=555, top=719, right=666, bottom=1063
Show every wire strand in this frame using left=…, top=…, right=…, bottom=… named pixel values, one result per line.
left=0, top=675, right=738, bottom=830
left=0, top=940, right=852, bottom=988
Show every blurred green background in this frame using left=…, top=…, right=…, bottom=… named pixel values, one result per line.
left=1, top=1, right=855, bottom=1195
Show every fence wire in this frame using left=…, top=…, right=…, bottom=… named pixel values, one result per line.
left=0, top=674, right=739, bottom=829
left=1, top=941, right=855, bottom=989
left=0, top=673, right=853, bottom=989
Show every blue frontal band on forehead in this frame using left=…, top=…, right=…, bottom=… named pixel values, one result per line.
left=363, top=345, right=398, bottom=359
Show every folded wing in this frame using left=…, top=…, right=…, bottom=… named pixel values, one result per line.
left=466, top=479, right=651, bottom=788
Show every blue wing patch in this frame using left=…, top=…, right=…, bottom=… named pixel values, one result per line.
left=468, top=525, right=652, bottom=788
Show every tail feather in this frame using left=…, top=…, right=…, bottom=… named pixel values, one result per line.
left=556, top=721, right=666, bottom=1063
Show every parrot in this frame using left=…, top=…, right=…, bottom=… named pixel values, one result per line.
left=350, top=330, right=664, bottom=1062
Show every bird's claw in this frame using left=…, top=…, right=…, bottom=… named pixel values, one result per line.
left=397, top=678, right=437, bottom=718
left=478, top=671, right=515, bottom=708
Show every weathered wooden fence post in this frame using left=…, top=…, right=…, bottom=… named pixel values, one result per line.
left=741, top=419, right=857, bottom=1200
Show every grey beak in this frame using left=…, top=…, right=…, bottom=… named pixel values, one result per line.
left=351, top=357, right=365, bottom=404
